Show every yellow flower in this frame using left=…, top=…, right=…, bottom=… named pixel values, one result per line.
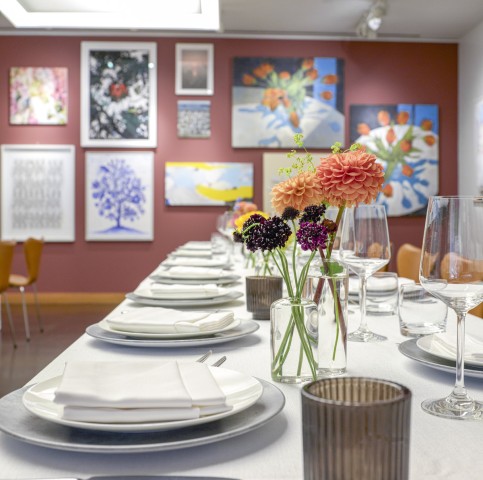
left=235, top=210, right=269, bottom=231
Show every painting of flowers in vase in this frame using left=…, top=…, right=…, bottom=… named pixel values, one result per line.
left=350, top=104, right=439, bottom=217
left=232, top=57, right=344, bottom=148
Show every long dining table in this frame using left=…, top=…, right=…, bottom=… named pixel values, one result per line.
left=1, top=253, right=483, bottom=480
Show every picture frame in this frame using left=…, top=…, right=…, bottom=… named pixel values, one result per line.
left=1, top=144, right=75, bottom=242
left=81, top=41, right=157, bottom=148
left=175, top=43, right=214, bottom=95
left=85, top=151, right=154, bottom=241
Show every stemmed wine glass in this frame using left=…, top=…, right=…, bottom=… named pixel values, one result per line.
left=339, top=204, right=391, bottom=342
left=419, top=196, right=483, bottom=420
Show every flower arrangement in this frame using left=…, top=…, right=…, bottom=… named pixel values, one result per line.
left=234, top=134, right=384, bottom=381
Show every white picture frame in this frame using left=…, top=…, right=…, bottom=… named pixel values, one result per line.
left=81, top=41, right=157, bottom=148
left=175, top=43, right=214, bottom=95
left=85, top=151, right=154, bottom=241
left=1, top=144, right=75, bottom=242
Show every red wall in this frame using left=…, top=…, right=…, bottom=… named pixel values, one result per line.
left=0, top=37, right=458, bottom=292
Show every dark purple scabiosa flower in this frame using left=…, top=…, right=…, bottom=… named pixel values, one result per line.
left=322, top=218, right=337, bottom=233
left=258, top=217, right=292, bottom=251
left=233, top=231, right=244, bottom=243
left=281, top=207, right=300, bottom=221
left=242, top=213, right=267, bottom=231
left=296, top=221, right=328, bottom=251
left=299, top=204, right=326, bottom=223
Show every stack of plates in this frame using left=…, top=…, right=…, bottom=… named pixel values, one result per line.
left=150, top=266, right=241, bottom=285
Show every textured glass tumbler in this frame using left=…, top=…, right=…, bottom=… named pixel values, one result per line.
left=246, top=276, right=283, bottom=320
left=302, top=377, right=411, bottom=480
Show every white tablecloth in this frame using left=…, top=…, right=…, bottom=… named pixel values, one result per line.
left=1, top=265, right=483, bottom=479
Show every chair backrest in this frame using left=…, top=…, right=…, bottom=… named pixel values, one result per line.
left=396, top=243, right=422, bottom=282
left=24, top=237, right=44, bottom=284
left=0, top=241, right=16, bottom=292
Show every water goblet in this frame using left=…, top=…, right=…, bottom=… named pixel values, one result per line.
left=419, top=195, right=483, bottom=420
left=339, top=204, right=391, bottom=342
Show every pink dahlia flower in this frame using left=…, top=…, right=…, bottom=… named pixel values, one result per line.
left=271, top=171, right=324, bottom=214
left=315, top=150, right=384, bottom=207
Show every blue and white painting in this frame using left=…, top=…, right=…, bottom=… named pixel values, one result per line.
left=85, top=151, right=153, bottom=241
left=350, top=104, right=439, bottom=217
left=232, top=57, right=344, bottom=148
left=165, top=162, right=253, bottom=206
left=177, top=100, right=211, bottom=138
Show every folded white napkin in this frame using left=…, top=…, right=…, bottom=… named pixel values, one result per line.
left=182, top=241, right=212, bottom=250
left=429, top=332, right=483, bottom=362
left=157, top=266, right=226, bottom=280
left=171, top=249, right=213, bottom=258
left=106, top=307, right=235, bottom=334
left=163, top=257, right=228, bottom=267
left=54, top=360, right=230, bottom=423
left=148, top=283, right=222, bottom=299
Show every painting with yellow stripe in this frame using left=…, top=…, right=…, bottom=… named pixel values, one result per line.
left=165, top=162, right=254, bottom=206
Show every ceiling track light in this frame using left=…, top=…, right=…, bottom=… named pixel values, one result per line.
left=356, top=0, right=388, bottom=39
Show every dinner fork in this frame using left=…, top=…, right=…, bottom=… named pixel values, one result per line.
left=196, top=350, right=213, bottom=363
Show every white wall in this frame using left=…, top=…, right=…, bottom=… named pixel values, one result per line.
left=459, top=20, right=483, bottom=194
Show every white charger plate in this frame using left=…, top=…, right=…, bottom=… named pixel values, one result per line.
left=85, top=319, right=260, bottom=348
left=416, top=334, right=483, bottom=367
left=133, top=287, right=232, bottom=301
left=22, top=367, right=263, bottom=433
left=149, top=274, right=241, bottom=286
left=99, top=317, right=241, bottom=339
left=126, top=290, right=243, bottom=308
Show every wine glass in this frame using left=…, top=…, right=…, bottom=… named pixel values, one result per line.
left=216, top=211, right=236, bottom=259
left=339, top=204, right=391, bottom=342
left=419, top=196, right=483, bottom=420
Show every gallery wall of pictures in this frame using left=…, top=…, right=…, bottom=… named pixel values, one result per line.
left=0, top=35, right=458, bottom=292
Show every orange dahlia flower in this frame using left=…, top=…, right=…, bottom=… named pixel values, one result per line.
left=271, top=171, right=324, bottom=214
left=315, top=150, right=385, bottom=207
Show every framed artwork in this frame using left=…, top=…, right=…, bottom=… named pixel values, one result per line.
left=85, top=152, right=154, bottom=241
left=175, top=43, right=214, bottom=95
left=9, top=67, right=68, bottom=125
left=232, top=56, right=344, bottom=148
left=350, top=104, right=439, bottom=217
left=262, top=152, right=326, bottom=214
left=1, top=145, right=75, bottom=242
left=81, top=41, right=157, bottom=148
left=177, top=100, right=211, bottom=138
left=165, top=162, right=253, bottom=206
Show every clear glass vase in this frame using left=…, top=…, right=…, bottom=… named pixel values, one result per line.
left=270, top=297, right=318, bottom=384
left=312, top=261, right=348, bottom=377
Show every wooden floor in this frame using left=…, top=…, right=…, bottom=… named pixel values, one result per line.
left=0, top=302, right=118, bottom=398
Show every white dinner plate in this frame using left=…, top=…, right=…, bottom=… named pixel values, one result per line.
left=133, top=287, right=232, bottom=301
left=85, top=319, right=260, bottom=348
left=398, top=339, right=483, bottom=378
left=161, top=258, right=231, bottom=268
left=126, top=290, right=244, bottom=308
left=99, top=317, right=241, bottom=339
left=22, top=367, right=263, bottom=433
left=416, top=334, right=483, bottom=367
left=149, top=274, right=241, bottom=286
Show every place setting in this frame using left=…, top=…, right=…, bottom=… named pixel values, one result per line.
left=86, top=306, right=259, bottom=348
left=0, top=354, right=285, bottom=453
left=150, top=266, right=241, bottom=286
left=160, top=255, right=232, bottom=269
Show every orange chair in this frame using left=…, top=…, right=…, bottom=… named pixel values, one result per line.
left=9, top=237, right=44, bottom=340
left=396, top=243, right=422, bottom=283
left=0, top=241, right=17, bottom=347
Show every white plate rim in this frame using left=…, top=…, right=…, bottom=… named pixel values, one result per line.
left=133, top=286, right=232, bottom=301
left=22, top=368, right=263, bottom=433
left=416, top=334, right=483, bottom=367
left=125, top=290, right=244, bottom=307
left=99, top=317, right=241, bottom=339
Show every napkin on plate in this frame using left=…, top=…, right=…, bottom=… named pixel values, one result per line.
left=428, top=332, right=483, bottom=362
left=106, top=307, right=235, bottom=334
left=182, top=241, right=212, bottom=250
left=171, top=249, right=213, bottom=258
left=148, top=283, right=222, bottom=299
left=54, top=360, right=231, bottom=422
left=157, top=266, right=226, bottom=279
left=163, top=257, right=228, bottom=267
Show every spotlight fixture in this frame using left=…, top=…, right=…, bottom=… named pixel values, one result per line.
left=356, top=0, right=388, bottom=38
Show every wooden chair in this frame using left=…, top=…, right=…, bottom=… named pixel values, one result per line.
left=440, top=252, right=483, bottom=318
left=0, top=241, right=17, bottom=347
left=9, top=237, right=44, bottom=340
left=396, top=243, right=422, bottom=283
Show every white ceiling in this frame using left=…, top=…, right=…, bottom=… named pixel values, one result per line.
left=0, top=0, right=482, bottom=41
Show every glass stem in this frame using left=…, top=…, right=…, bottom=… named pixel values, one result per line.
left=453, top=311, right=467, bottom=398
left=358, top=276, right=368, bottom=333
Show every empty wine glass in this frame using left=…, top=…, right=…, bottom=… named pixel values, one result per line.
left=339, top=204, right=391, bottom=342
left=419, top=196, right=483, bottom=420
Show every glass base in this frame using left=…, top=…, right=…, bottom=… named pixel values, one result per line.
left=272, top=373, right=315, bottom=384
left=348, top=329, right=387, bottom=343
left=422, top=396, right=483, bottom=420
left=317, top=367, right=346, bottom=377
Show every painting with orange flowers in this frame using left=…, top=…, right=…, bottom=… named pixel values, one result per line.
left=232, top=57, right=344, bottom=148
left=350, top=104, right=439, bottom=217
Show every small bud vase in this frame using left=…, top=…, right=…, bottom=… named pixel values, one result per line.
left=270, top=297, right=318, bottom=383
left=246, top=276, right=283, bottom=320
